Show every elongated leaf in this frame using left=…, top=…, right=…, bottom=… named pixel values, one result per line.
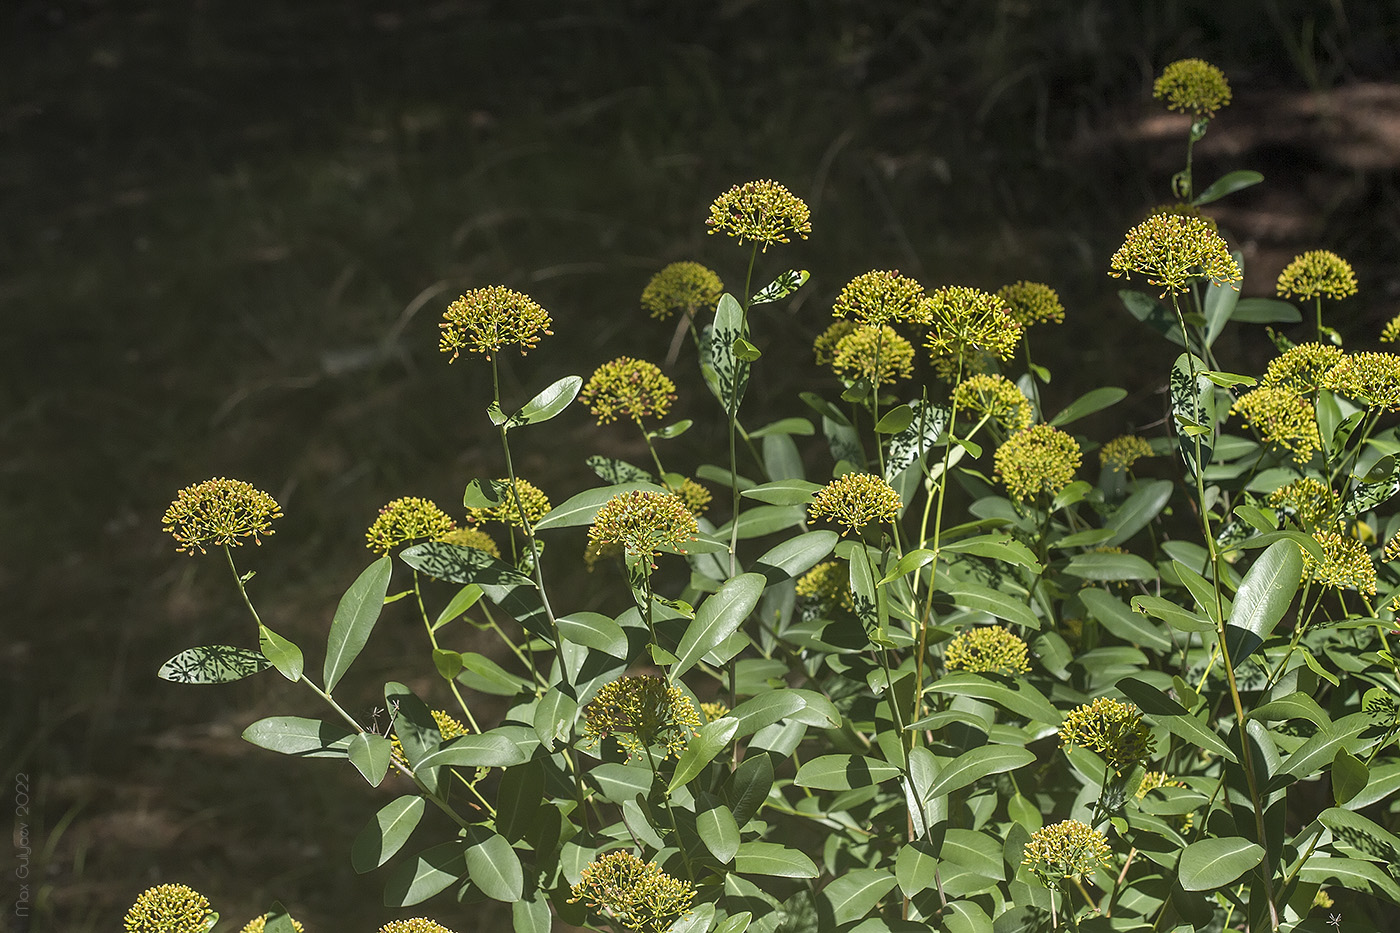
left=1230, top=297, right=1301, bottom=324
left=717, top=504, right=806, bottom=540
left=698, top=803, right=741, bottom=863
left=669, top=904, right=717, bottom=933
left=728, top=692, right=810, bottom=737
left=507, top=374, right=581, bottom=429
left=734, top=842, right=819, bottom=878
left=557, top=611, right=628, bottom=657
left=399, top=541, right=551, bottom=642
left=1193, top=170, right=1264, bottom=206
left=935, top=578, right=1040, bottom=629
left=824, top=869, right=898, bottom=925
left=795, top=754, right=902, bottom=790
left=242, top=716, right=354, bottom=757
left=433, top=584, right=483, bottom=631
left=927, top=673, right=1060, bottom=724
left=1299, top=855, right=1400, bottom=902
left=352, top=795, right=426, bottom=873
left=496, top=761, right=547, bottom=842
left=324, top=556, right=392, bottom=692
left=670, top=717, right=739, bottom=792
left=1332, top=749, right=1369, bottom=806
left=741, top=479, right=821, bottom=505
left=762, top=433, right=804, bottom=481
left=1132, top=595, right=1215, bottom=634
left=884, top=400, right=948, bottom=481
left=1224, top=539, right=1303, bottom=666
left=1203, top=255, right=1243, bottom=347
left=750, top=416, right=814, bottom=438
left=415, top=733, right=531, bottom=770
left=673, top=573, right=765, bottom=677
left=921, top=746, right=1036, bottom=800
left=940, top=534, right=1041, bottom=571
left=1081, top=588, right=1172, bottom=651
left=534, top=482, right=669, bottom=530
left=1170, top=352, right=1217, bottom=476
left=1102, top=479, right=1174, bottom=547
left=876, top=405, right=915, bottom=434
left=467, top=831, right=523, bottom=902
left=383, top=841, right=465, bottom=906
left=1177, top=836, right=1264, bottom=891
left=1049, top=387, right=1126, bottom=427
left=259, top=624, right=303, bottom=682
left=533, top=687, right=577, bottom=749
left=754, top=530, right=838, bottom=583
left=1062, top=551, right=1156, bottom=581
left=587, top=455, right=653, bottom=484
left=715, top=913, right=752, bottom=933
left=1319, top=806, right=1400, bottom=862
left=896, top=842, right=939, bottom=897
left=158, top=645, right=271, bottom=684
left=347, top=733, right=393, bottom=786
left=1117, top=677, right=1236, bottom=762
left=727, top=753, right=774, bottom=826
left=701, top=293, right=750, bottom=411
left=512, top=895, right=551, bottom=933
left=750, top=269, right=808, bottom=306
left=456, top=650, right=532, bottom=696
left=1121, top=289, right=1184, bottom=346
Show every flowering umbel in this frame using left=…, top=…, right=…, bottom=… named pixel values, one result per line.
left=439, top=286, right=552, bottom=361
left=953, top=374, right=1033, bottom=433
left=1262, top=342, right=1345, bottom=394
left=813, top=320, right=858, bottom=366
left=705, top=179, right=811, bottom=251
left=1305, top=530, right=1377, bottom=595
left=830, top=324, right=915, bottom=386
left=994, top=425, right=1082, bottom=502
left=1059, top=697, right=1155, bottom=774
left=809, top=472, right=903, bottom=535
left=1276, top=250, right=1358, bottom=302
left=163, top=478, right=282, bottom=555
left=123, top=883, right=215, bottom=933
left=641, top=261, right=723, bottom=320
left=1153, top=58, right=1232, bottom=119
left=832, top=270, right=929, bottom=326
left=378, top=921, right=459, bottom=933
left=437, top=526, right=502, bottom=559
left=944, top=625, right=1031, bottom=675
left=924, top=286, right=1023, bottom=381
left=239, top=916, right=306, bottom=933
left=1022, top=820, right=1112, bottom=886
left=1318, top=352, right=1400, bottom=411
left=588, top=490, right=698, bottom=562
left=1099, top=435, right=1154, bottom=473
left=580, top=357, right=677, bottom=425
left=582, top=675, right=701, bottom=761
left=1109, top=213, right=1240, bottom=297
left=569, top=850, right=697, bottom=933
left=465, top=478, right=552, bottom=528
left=795, top=560, right=856, bottom=612
left=997, top=280, right=1065, bottom=327
left=1230, top=386, right=1322, bottom=464
left=365, top=496, right=457, bottom=555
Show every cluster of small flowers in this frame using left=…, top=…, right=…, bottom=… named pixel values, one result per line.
left=582, top=675, right=700, bottom=761
left=943, top=625, right=1031, bottom=675
left=588, top=489, right=698, bottom=563
left=569, top=850, right=697, bottom=933
left=162, top=478, right=283, bottom=555
left=640, top=261, right=723, bottom=320
left=1109, top=212, right=1240, bottom=297
left=808, top=472, right=903, bottom=535
left=1021, top=819, right=1112, bottom=886
left=580, top=357, right=677, bottom=425
left=1230, top=386, right=1322, bottom=465
left=795, top=560, right=855, bottom=612
left=1059, top=697, right=1155, bottom=775
left=1099, top=435, right=1154, bottom=474
left=1267, top=478, right=1335, bottom=533
left=466, top=478, right=553, bottom=528
left=1306, top=530, right=1378, bottom=596
left=953, top=374, right=1033, bottom=433
left=364, top=496, right=458, bottom=556
left=705, top=179, right=811, bottom=251
left=994, top=424, right=1083, bottom=502
left=439, top=285, right=552, bottom=361
left=1153, top=58, right=1233, bottom=119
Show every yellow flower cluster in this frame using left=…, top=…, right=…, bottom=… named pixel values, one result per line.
left=794, top=560, right=855, bottom=612
left=641, top=261, right=723, bottom=320
left=1135, top=770, right=1185, bottom=799
left=1276, top=250, right=1357, bottom=301
left=1146, top=201, right=1218, bottom=231
left=1230, top=386, right=1322, bottom=464
left=994, top=425, right=1082, bottom=502
left=672, top=477, right=712, bottom=517
left=1261, top=342, right=1345, bottom=394
left=1059, top=697, right=1155, bottom=774
left=240, top=915, right=306, bottom=933
left=378, top=921, right=458, bottom=933
left=832, top=270, right=929, bottom=326
left=588, top=490, right=698, bottom=561
left=1108, top=213, right=1240, bottom=297
left=391, top=709, right=471, bottom=767
left=700, top=701, right=730, bottom=722
left=1268, top=478, right=1334, bottom=533
left=705, top=179, right=811, bottom=251
left=466, top=478, right=552, bottom=528
left=953, top=374, right=1033, bottom=433
left=831, top=324, right=915, bottom=386
left=1022, top=819, right=1112, bottom=886
left=813, top=320, right=858, bottom=366
left=437, top=526, right=502, bottom=559
left=943, top=625, right=1031, bottom=675
left=924, top=286, right=1023, bottom=382
left=123, top=884, right=215, bottom=933
left=997, top=280, right=1065, bottom=327
left=1318, top=352, right=1400, bottom=411
left=1305, top=530, right=1377, bottom=595
left=809, top=472, right=903, bottom=535
left=439, top=286, right=553, bottom=361
left=582, top=676, right=701, bottom=761
left=365, top=496, right=457, bottom=556
left=1384, top=531, right=1400, bottom=564
left=580, top=357, right=677, bottom=425
left=1099, top=435, right=1154, bottom=473
left=1153, top=58, right=1232, bottom=119
left=569, top=850, right=697, bottom=933
left=163, top=477, right=283, bottom=555
left=1383, top=314, right=1400, bottom=344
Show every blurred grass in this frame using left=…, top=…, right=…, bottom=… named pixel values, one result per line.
left=3, top=0, right=1398, bottom=930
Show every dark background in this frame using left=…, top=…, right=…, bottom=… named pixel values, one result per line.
left=4, top=1, right=1400, bottom=930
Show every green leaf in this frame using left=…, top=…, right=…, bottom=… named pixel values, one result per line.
left=1203, top=255, right=1243, bottom=347
left=714, top=912, right=752, bottom=933
left=878, top=548, right=937, bottom=585
left=750, top=269, right=808, bottom=306
left=1081, top=588, right=1172, bottom=651
left=351, top=795, right=425, bottom=873
left=1049, top=387, right=1126, bottom=427
left=1230, top=297, right=1301, bottom=324
left=1170, top=352, right=1217, bottom=477
left=1132, top=594, right=1215, bottom=634
left=668, top=903, right=717, bottom=933
left=795, top=754, right=903, bottom=790
left=701, top=293, right=750, bottom=411
left=1193, top=169, right=1264, bottom=206
left=347, top=733, right=393, bottom=786
left=415, top=733, right=531, bottom=770
left=1062, top=551, right=1156, bottom=581
left=1224, top=540, right=1303, bottom=666
left=506, top=375, right=581, bottom=429
left=512, top=895, right=552, bottom=933
left=733, top=842, right=819, bottom=878
left=259, top=624, right=303, bottom=682
left=884, top=400, right=948, bottom=481
left=532, top=687, right=578, bottom=750
left=467, top=831, right=524, bottom=902
left=432, top=648, right=464, bottom=681
left=698, top=803, right=741, bottom=863
left=242, top=716, right=354, bottom=757
left=557, top=611, right=628, bottom=657
left=823, top=869, right=898, bottom=925
left=1178, top=836, right=1264, bottom=891
left=462, top=478, right=507, bottom=510
left=673, top=573, right=765, bottom=677
left=896, top=842, right=939, bottom=896
left=383, top=841, right=465, bottom=906
left=754, top=530, right=838, bottom=583
left=1120, top=289, right=1184, bottom=346
left=741, top=479, right=821, bottom=505
left=1102, top=479, right=1174, bottom=547
left=1332, top=749, right=1370, bottom=806
left=455, top=650, right=532, bottom=696
left=399, top=542, right=551, bottom=642
left=935, top=578, right=1040, bottom=629
left=432, top=584, right=483, bottom=631
left=726, top=754, right=774, bottom=826
left=921, top=746, right=1037, bottom=800
left=323, top=556, right=392, bottom=692
left=261, top=903, right=295, bottom=933
left=940, top=534, right=1042, bottom=572
left=728, top=692, right=809, bottom=737
left=670, top=717, right=739, bottom=792
left=157, top=645, right=272, bottom=684
left=927, top=673, right=1061, bottom=725
left=733, top=336, right=762, bottom=362
left=534, top=481, right=669, bottom=530
left=1116, top=677, right=1236, bottom=762
left=586, top=455, right=654, bottom=484
left=1299, top=855, right=1400, bottom=903
left=749, top=416, right=815, bottom=437
left=876, top=405, right=915, bottom=434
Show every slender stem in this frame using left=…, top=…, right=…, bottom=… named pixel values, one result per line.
left=412, top=570, right=484, bottom=732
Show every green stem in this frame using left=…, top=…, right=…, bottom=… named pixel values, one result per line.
left=412, top=569, right=484, bottom=732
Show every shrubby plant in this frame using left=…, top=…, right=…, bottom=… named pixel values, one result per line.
left=151, top=60, right=1400, bottom=932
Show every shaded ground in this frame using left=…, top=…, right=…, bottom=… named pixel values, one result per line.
left=4, top=1, right=1400, bottom=930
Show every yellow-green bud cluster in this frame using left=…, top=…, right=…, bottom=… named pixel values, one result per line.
left=1230, top=387, right=1322, bottom=464
left=588, top=490, right=697, bottom=560
left=672, top=477, right=712, bottom=517
left=994, top=425, right=1082, bottom=502
left=997, top=280, right=1065, bottom=327
left=365, top=496, right=457, bottom=556
left=1109, top=213, right=1240, bottom=297
left=580, top=357, right=677, bottom=425
left=1059, top=697, right=1155, bottom=774
left=1384, top=531, right=1400, bottom=564
left=1099, top=434, right=1154, bottom=473
left=466, top=478, right=552, bottom=528
left=832, top=270, right=929, bottom=326
left=1153, top=58, right=1232, bottom=119
left=943, top=625, right=1031, bottom=675
left=924, top=286, right=1023, bottom=381
left=794, top=560, right=855, bottom=611
left=705, top=179, right=811, bottom=251
left=813, top=320, right=858, bottom=366
left=831, top=324, right=915, bottom=386
left=1318, top=352, right=1400, bottom=411
left=1261, top=342, right=1345, bottom=395
left=582, top=676, right=701, bottom=762
left=123, top=884, right=215, bottom=933
left=163, top=477, right=283, bottom=555
left=569, top=850, right=698, bottom=933
left=700, top=701, right=730, bottom=722
left=391, top=709, right=471, bottom=767
left=1146, top=202, right=1218, bottom=231
left=1305, top=530, right=1377, bottom=595
left=1276, top=250, right=1358, bottom=301
left=437, top=526, right=502, bottom=559
left=1382, top=314, right=1400, bottom=344
left=641, top=261, right=723, bottom=320
left=439, top=286, right=552, bottom=361
left=1021, top=819, right=1112, bottom=886
left=809, top=472, right=903, bottom=535
left=1135, top=770, right=1185, bottom=799
left=1268, top=478, right=1334, bottom=533
left=953, top=374, right=1033, bottom=433
left=239, top=915, right=306, bottom=933
left=378, top=920, right=458, bottom=933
